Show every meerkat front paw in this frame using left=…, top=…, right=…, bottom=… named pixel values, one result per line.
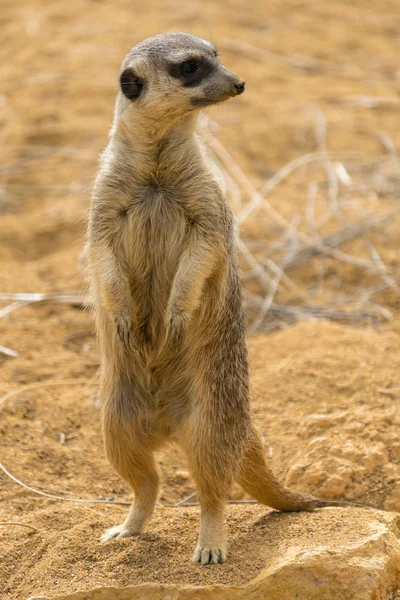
left=115, top=315, right=135, bottom=351
left=101, top=524, right=139, bottom=542
left=166, top=304, right=190, bottom=347
left=193, top=545, right=227, bottom=565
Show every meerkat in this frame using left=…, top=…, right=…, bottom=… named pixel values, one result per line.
left=85, top=32, right=370, bottom=566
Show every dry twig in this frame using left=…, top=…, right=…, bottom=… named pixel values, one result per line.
left=201, top=111, right=399, bottom=333
left=0, top=380, right=130, bottom=506
left=0, top=345, right=18, bottom=358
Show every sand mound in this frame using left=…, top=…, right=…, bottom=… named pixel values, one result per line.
left=2, top=323, right=400, bottom=599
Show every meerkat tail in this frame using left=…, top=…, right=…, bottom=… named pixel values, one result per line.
left=238, top=428, right=383, bottom=512
left=237, top=429, right=318, bottom=511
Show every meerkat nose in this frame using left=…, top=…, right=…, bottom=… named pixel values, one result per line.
left=234, top=81, right=245, bottom=95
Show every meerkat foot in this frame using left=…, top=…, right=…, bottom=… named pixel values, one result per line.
left=101, top=523, right=140, bottom=542
left=193, top=545, right=227, bottom=566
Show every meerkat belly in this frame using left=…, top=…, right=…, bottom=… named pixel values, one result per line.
left=124, top=190, right=187, bottom=345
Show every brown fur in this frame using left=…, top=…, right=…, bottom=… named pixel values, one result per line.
left=85, top=33, right=358, bottom=566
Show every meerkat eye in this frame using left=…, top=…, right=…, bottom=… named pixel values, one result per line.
left=180, top=61, right=200, bottom=76
left=169, top=58, right=213, bottom=87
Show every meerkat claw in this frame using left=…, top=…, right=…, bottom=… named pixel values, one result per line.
left=115, top=318, right=134, bottom=351
left=194, top=546, right=227, bottom=566
left=101, top=524, right=139, bottom=542
left=166, top=306, right=188, bottom=348
left=169, top=320, right=184, bottom=347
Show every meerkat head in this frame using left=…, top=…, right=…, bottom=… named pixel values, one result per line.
left=117, top=33, right=245, bottom=128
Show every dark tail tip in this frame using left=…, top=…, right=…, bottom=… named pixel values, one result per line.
left=314, top=498, right=384, bottom=511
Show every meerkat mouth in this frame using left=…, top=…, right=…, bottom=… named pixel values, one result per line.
left=191, top=91, right=242, bottom=108
left=191, top=80, right=246, bottom=107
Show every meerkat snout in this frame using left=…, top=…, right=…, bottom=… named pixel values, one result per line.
left=117, top=33, right=245, bottom=124
left=234, top=81, right=245, bottom=95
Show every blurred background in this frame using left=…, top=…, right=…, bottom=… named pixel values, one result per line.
left=1, top=2, right=400, bottom=596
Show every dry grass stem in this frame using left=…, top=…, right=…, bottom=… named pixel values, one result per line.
left=377, top=387, right=400, bottom=395
left=334, top=96, right=400, bottom=109
left=0, top=379, right=128, bottom=506
left=0, top=292, right=87, bottom=320
left=0, top=345, right=18, bottom=358
left=0, top=522, right=38, bottom=532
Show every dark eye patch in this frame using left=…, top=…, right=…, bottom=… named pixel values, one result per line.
left=168, top=58, right=215, bottom=88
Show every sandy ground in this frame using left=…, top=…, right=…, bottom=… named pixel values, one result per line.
left=1, top=0, right=400, bottom=598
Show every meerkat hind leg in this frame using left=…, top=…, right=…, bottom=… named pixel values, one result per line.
left=101, top=450, right=160, bottom=541
left=193, top=494, right=227, bottom=566
left=101, top=424, right=161, bottom=542
left=185, top=440, right=232, bottom=565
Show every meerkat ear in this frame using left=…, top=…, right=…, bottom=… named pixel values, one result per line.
left=120, top=68, right=144, bottom=101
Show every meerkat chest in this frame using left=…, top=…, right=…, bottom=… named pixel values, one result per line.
left=122, top=184, right=188, bottom=275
